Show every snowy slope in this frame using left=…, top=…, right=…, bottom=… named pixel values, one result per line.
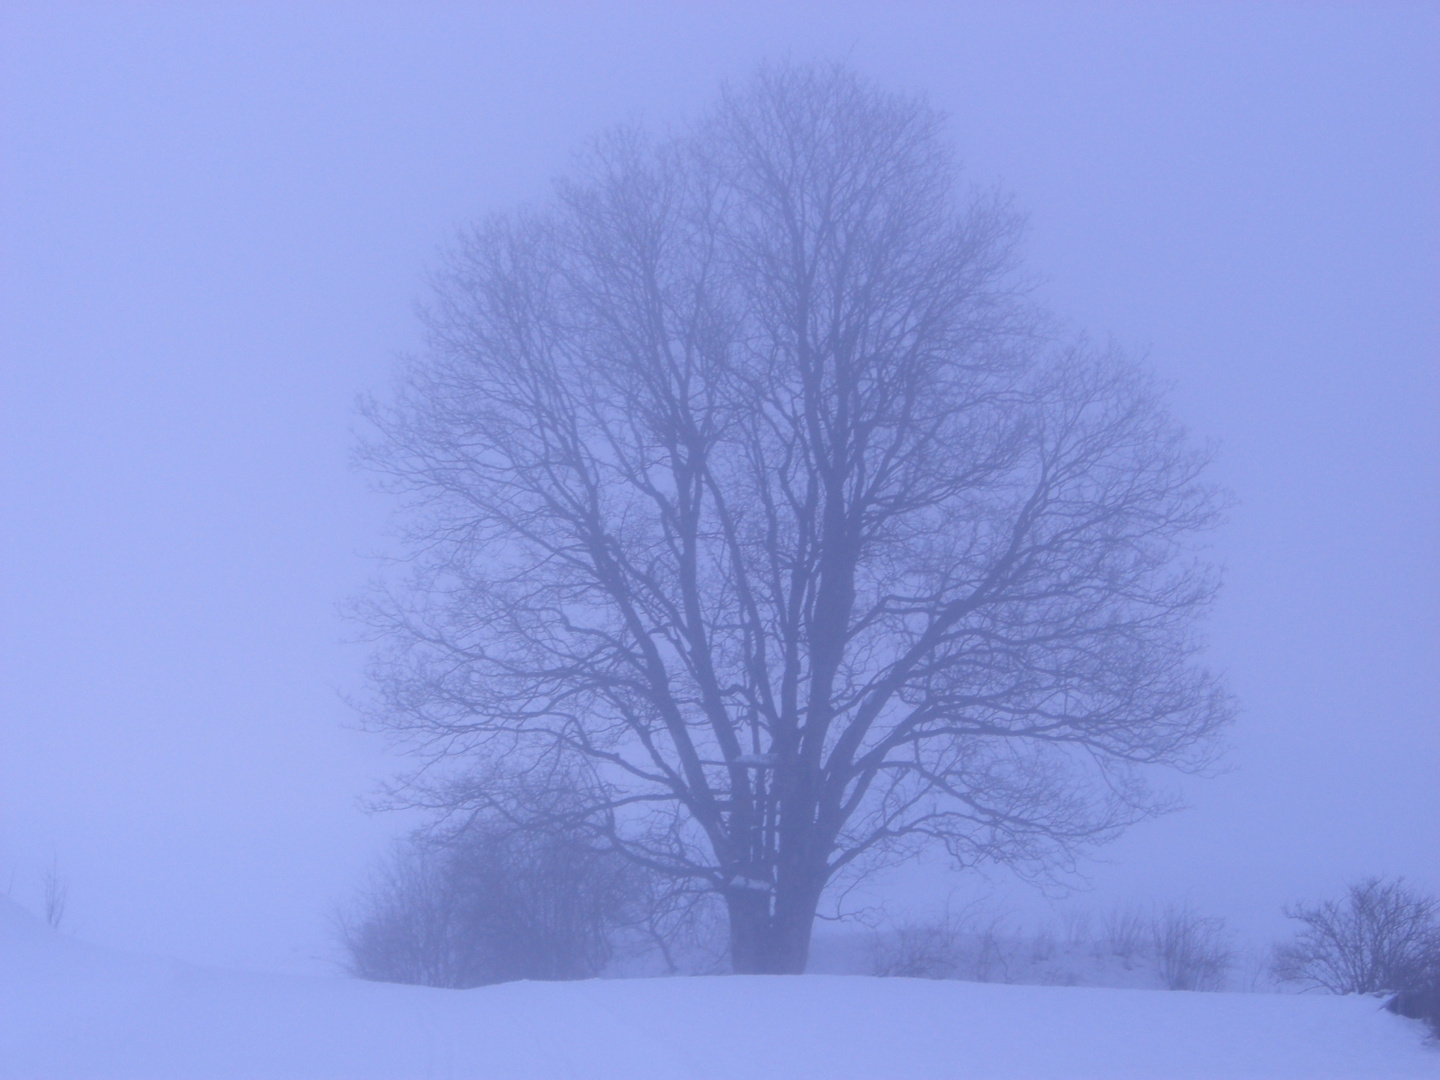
left=2, top=900, right=1434, bottom=1079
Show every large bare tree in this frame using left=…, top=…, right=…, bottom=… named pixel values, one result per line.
left=360, top=64, right=1231, bottom=975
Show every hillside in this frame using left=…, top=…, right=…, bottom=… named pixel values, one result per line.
left=2, top=900, right=1433, bottom=1079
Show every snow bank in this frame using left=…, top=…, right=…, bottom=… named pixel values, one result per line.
left=3, top=899, right=1434, bottom=1079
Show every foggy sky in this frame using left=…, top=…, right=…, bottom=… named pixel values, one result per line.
left=2, top=2, right=1436, bottom=973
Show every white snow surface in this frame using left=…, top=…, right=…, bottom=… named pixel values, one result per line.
left=3, top=900, right=1434, bottom=1079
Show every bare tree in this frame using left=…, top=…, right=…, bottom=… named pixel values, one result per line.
left=1274, top=877, right=1439, bottom=995
left=359, top=63, right=1230, bottom=974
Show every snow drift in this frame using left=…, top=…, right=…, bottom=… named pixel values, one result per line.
left=2, top=899, right=1433, bottom=1079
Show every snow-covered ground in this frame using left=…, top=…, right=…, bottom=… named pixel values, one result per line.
left=3, top=899, right=1434, bottom=1079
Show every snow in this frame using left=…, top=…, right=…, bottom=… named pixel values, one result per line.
left=3, top=899, right=1434, bottom=1079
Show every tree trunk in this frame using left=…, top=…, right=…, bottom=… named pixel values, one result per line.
left=725, top=876, right=824, bottom=974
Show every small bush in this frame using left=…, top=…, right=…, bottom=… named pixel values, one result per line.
left=1153, top=904, right=1232, bottom=991
left=869, top=914, right=964, bottom=979
left=1029, top=926, right=1056, bottom=963
left=1273, top=877, right=1438, bottom=997
left=1236, top=944, right=1279, bottom=993
left=1103, top=903, right=1148, bottom=963
left=1060, top=906, right=1092, bottom=948
left=341, top=820, right=644, bottom=987
left=970, top=919, right=1011, bottom=983
left=870, top=908, right=1013, bottom=983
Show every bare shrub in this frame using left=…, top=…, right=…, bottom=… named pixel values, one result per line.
left=1153, top=904, right=1232, bottom=991
left=341, top=841, right=465, bottom=987
left=452, top=825, right=639, bottom=982
left=1237, top=944, right=1279, bottom=993
left=1274, top=877, right=1439, bottom=996
left=970, top=918, right=1012, bottom=983
left=1060, top=906, right=1093, bottom=949
left=341, top=821, right=646, bottom=987
left=1030, top=926, right=1056, bottom=963
left=870, top=907, right=1015, bottom=982
left=1103, top=903, right=1149, bottom=963
left=41, top=857, right=67, bottom=931
left=869, top=913, right=965, bottom=979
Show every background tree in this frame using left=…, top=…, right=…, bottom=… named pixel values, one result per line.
left=360, top=63, right=1231, bottom=975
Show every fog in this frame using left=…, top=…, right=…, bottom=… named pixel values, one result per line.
left=2, top=2, right=1435, bottom=979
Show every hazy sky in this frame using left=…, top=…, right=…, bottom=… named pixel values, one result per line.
left=3, top=2, right=1436, bottom=974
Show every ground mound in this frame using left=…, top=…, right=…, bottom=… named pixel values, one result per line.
left=2, top=900, right=1433, bottom=1079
